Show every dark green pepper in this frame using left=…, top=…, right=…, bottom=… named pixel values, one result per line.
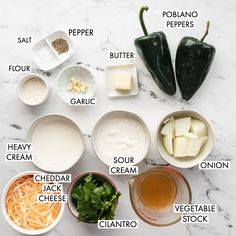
left=134, top=6, right=176, bottom=95
left=176, top=21, right=216, bottom=101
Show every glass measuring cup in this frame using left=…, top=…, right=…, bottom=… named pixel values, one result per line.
left=129, top=166, right=192, bottom=226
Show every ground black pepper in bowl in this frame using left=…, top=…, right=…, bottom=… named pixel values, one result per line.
left=52, top=38, right=69, bottom=54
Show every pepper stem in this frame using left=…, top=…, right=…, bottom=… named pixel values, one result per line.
left=200, top=21, right=210, bottom=42
left=139, top=6, right=149, bottom=36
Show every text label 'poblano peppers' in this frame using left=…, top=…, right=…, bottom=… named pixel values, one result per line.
left=176, top=21, right=216, bottom=101
left=134, top=6, right=176, bottom=96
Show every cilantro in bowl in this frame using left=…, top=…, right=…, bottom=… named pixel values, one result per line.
left=71, top=173, right=121, bottom=223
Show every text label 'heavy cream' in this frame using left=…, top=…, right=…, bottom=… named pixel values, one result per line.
left=5, top=143, right=33, bottom=162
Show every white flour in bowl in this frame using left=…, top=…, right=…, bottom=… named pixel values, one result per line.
left=21, top=77, right=47, bottom=105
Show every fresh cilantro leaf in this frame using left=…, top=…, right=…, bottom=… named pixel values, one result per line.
left=84, top=173, right=92, bottom=183
left=103, top=182, right=113, bottom=196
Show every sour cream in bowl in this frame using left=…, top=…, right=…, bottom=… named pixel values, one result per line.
left=92, top=111, right=151, bottom=167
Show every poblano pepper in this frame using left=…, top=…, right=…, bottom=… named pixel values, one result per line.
left=134, top=6, right=176, bottom=95
left=176, top=21, right=216, bottom=101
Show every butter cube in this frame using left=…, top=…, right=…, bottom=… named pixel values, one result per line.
left=115, top=73, right=132, bottom=91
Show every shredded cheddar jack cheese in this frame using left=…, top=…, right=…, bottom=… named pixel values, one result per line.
left=5, top=175, right=61, bottom=230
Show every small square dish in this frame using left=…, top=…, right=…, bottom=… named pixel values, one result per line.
left=106, top=64, right=138, bottom=97
left=32, top=31, right=74, bottom=71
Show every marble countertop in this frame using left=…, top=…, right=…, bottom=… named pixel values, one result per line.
left=1, top=0, right=236, bottom=235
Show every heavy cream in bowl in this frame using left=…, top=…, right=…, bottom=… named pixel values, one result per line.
left=92, top=111, right=151, bottom=166
left=26, top=115, right=85, bottom=172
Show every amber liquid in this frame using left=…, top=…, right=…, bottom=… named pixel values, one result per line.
left=139, top=171, right=177, bottom=210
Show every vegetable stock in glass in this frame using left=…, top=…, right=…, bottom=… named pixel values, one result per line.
left=138, top=171, right=177, bottom=210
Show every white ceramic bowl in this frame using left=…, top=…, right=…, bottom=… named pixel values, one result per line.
left=57, top=65, right=95, bottom=104
left=32, top=30, right=74, bottom=71
left=156, top=110, right=214, bottom=168
left=1, top=171, right=65, bottom=235
left=17, top=73, right=49, bottom=106
left=92, top=110, right=151, bottom=166
left=26, top=114, right=85, bottom=172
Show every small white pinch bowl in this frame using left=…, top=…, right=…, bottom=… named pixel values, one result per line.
left=17, top=73, right=49, bottom=106
left=156, top=110, right=214, bottom=168
left=57, top=64, right=95, bottom=105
